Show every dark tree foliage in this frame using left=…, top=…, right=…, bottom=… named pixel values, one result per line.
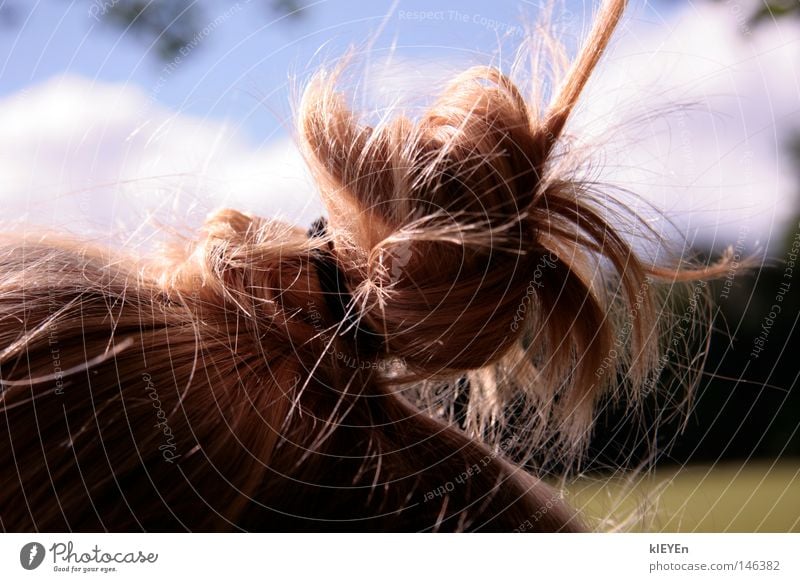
left=100, top=0, right=304, bottom=61
left=585, top=234, right=800, bottom=471
left=749, top=0, right=800, bottom=25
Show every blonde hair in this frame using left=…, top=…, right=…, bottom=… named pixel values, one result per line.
left=0, top=0, right=728, bottom=531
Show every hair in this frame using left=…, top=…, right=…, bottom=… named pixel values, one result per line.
left=0, top=0, right=730, bottom=532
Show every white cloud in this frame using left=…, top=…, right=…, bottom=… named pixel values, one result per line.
left=0, top=75, right=324, bottom=242
left=575, top=2, right=800, bottom=252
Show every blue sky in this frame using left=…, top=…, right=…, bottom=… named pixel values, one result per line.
left=0, top=0, right=681, bottom=141
left=0, top=0, right=797, bottom=252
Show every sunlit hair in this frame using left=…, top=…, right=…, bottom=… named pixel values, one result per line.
left=0, top=0, right=729, bottom=531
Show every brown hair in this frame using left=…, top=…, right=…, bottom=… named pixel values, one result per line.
left=0, top=0, right=727, bottom=532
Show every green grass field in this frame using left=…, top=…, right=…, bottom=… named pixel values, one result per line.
left=566, top=461, right=800, bottom=532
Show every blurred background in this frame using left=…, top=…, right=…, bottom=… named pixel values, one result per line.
left=0, top=0, right=797, bottom=531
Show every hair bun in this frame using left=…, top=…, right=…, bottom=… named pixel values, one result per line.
left=298, top=0, right=729, bottom=458
left=299, top=66, right=557, bottom=373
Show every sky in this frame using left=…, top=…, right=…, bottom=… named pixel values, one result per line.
left=0, top=0, right=798, bottom=255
